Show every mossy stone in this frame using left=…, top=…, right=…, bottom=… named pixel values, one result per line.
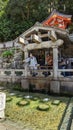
left=17, top=100, right=30, bottom=106
left=52, top=100, right=61, bottom=105
left=6, top=97, right=13, bottom=102
left=37, top=104, right=50, bottom=111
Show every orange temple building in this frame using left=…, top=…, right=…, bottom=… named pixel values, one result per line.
left=43, top=9, right=72, bottom=29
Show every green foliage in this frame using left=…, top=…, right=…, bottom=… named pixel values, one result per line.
left=0, top=18, right=33, bottom=42
left=5, top=91, right=69, bottom=130
left=0, top=0, right=73, bottom=42
left=0, top=0, right=9, bottom=17
left=68, top=23, right=73, bottom=33
left=6, top=97, right=13, bottom=102
left=2, top=50, right=13, bottom=57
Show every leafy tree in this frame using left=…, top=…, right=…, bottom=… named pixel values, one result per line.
left=0, top=0, right=73, bottom=42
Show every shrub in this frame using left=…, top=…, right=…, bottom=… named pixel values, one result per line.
left=2, top=50, right=13, bottom=58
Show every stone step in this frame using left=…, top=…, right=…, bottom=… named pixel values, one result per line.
left=0, top=119, right=24, bottom=130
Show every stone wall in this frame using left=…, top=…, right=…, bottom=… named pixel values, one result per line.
left=0, top=74, right=73, bottom=96
left=21, top=77, right=73, bottom=96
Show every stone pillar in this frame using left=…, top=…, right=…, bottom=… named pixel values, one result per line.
left=24, top=50, right=28, bottom=77
left=50, top=46, right=60, bottom=93
left=1, top=70, right=6, bottom=76
left=21, top=79, right=29, bottom=90
left=11, top=70, right=16, bottom=83
left=50, top=80, right=60, bottom=94
left=52, top=46, right=58, bottom=79
left=0, top=92, right=6, bottom=119
left=22, top=50, right=29, bottom=89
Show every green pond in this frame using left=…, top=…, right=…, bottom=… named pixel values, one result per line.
left=1, top=89, right=70, bottom=130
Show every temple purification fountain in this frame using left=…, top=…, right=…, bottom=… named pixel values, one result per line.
left=14, top=10, right=73, bottom=95
left=0, top=10, right=73, bottom=95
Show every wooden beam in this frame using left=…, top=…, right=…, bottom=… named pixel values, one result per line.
left=38, top=26, right=68, bottom=35
left=24, top=41, right=51, bottom=51
left=26, top=32, right=57, bottom=42
left=24, top=27, right=39, bottom=37
left=31, top=34, right=42, bottom=44
left=24, top=39, right=63, bottom=51
left=26, top=33, right=48, bottom=41
left=48, top=30, right=57, bottom=41
left=18, top=37, right=25, bottom=44
left=39, top=33, right=48, bottom=38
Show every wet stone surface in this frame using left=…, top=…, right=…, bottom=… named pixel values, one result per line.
left=0, top=119, right=33, bottom=130
left=71, top=119, right=73, bottom=130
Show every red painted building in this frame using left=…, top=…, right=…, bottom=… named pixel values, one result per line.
left=43, top=10, right=72, bottom=29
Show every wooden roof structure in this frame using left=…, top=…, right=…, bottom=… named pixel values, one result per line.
left=17, top=23, right=71, bottom=47
left=15, top=10, right=73, bottom=50
left=43, top=9, right=72, bottom=29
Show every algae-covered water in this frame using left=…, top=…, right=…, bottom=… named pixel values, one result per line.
left=1, top=89, right=69, bottom=130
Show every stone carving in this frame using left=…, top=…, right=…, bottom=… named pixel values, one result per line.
left=0, top=92, right=6, bottom=118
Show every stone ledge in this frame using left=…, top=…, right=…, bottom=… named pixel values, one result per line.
left=59, top=98, right=73, bottom=130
